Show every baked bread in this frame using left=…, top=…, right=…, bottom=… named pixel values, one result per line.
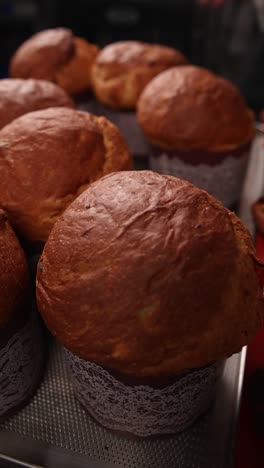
left=0, top=210, right=29, bottom=328
left=0, top=107, right=132, bottom=243
left=91, top=41, right=188, bottom=109
left=137, top=65, right=255, bottom=152
left=36, top=171, right=264, bottom=377
left=9, top=28, right=99, bottom=95
left=0, top=78, right=74, bottom=130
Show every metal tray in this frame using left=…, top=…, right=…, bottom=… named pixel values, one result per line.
left=0, top=339, right=246, bottom=468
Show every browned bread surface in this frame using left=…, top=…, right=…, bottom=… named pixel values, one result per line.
left=0, top=78, right=74, bottom=130
left=0, top=107, right=132, bottom=243
left=137, top=66, right=255, bottom=152
left=36, top=171, right=264, bottom=377
left=91, top=41, right=188, bottom=109
left=0, top=210, right=29, bottom=327
left=9, top=28, right=99, bottom=94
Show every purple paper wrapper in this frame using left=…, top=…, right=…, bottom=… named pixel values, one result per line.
left=149, top=146, right=250, bottom=208
left=0, top=314, right=44, bottom=419
left=66, top=349, right=221, bottom=437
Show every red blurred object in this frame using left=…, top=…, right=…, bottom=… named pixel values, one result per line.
left=256, top=234, right=264, bottom=265
left=235, top=232, right=264, bottom=468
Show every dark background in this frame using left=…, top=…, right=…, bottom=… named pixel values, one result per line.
left=0, top=0, right=263, bottom=114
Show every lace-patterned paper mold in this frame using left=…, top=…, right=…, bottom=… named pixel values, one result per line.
left=149, top=150, right=249, bottom=208
left=66, top=350, right=221, bottom=437
left=0, top=318, right=44, bottom=418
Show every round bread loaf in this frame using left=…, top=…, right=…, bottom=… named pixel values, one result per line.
left=0, top=210, right=29, bottom=328
left=137, top=66, right=255, bottom=152
left=91, top=41, right=188, bottom=109
left=0, top=78, right=74, bottom=130
left=36, top=171, right=264, bottom=377
left=0, top=107, right=132, bottom=243
left=9, top=28, right=99, bottom=95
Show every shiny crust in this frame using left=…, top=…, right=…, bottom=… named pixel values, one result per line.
left=0, top=107, right=132, bottom=242
left=36, top=171, right=264, bottom=377
left=0, top=210, right=29, bottom=327
left=9, top=28, right=74, bottom=80
left=91, top=41, right=188, bottom=109
left=0, top=78, right=74, bottom=130
left=137, top=66, right=255, bottom=152
left=9, top=28, right=99, bottom=94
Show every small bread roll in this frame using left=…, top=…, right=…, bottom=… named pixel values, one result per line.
left=9, top=28, right=99, bottom=95
left=0, top=78, right=74, bottom=130
left=137, top=65, right=255, bottom=152
left=91, top=41, right=188, bottom=109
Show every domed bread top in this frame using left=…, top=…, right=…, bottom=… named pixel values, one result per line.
left=91, top=40, right=188, bottom=109
left=0, top=107, right=132, bottom=243
left=9, top=28, right=74, bottom=79
left=9, top=28, right=99, bottom=95
left=36, top=171, right=264, bottom=377
left=137, top=65, right=255, bottom=152
left=0, top=210, right=29, bottom=328
left=0, top=78, right=74, bottom=130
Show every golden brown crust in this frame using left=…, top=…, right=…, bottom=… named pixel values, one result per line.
left=91, top=41, right=188, bottom=109
left=0, top=107, right=132, bottom=243
left=9, top=28, right=99, bottom=94
left=137, top=66, right=255, bottom=152
left=36, top=171, right=264, bottom=377
left=9, top=28, right=74, bottom=80
left=0, top=78, right=74, bottom=130
left=0, top=210, right=29, bottom=327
